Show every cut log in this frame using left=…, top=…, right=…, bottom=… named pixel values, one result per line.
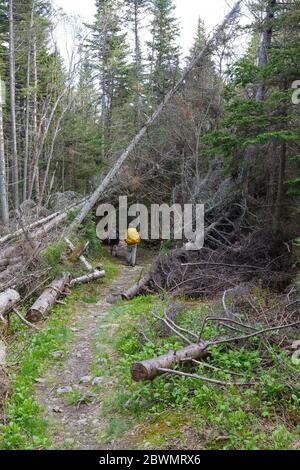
left=0, top=288, right=21, bottom=333
left=64, top=238, right=93, bottom=272
left=0, top=288, right=20, bottom=317
left=27, top=272, right=71, bottom=322
left=70, top=270, right=105, bottom=287
left=131, top=342, right=207, bottom=381
left=121, top=273, right=151, bottom=300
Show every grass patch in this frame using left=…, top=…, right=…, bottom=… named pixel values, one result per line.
left=0, top=297, right=77, bottom=450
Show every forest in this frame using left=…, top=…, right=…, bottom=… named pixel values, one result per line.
left=0, top=0, right=299, bottom=454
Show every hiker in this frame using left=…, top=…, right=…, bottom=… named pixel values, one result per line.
left=125, top=227, right=141, bottom=267
left=108, top=229, right=120, bottom=257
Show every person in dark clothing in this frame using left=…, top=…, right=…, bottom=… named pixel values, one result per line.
left=108, top=229, right=120, bottom=257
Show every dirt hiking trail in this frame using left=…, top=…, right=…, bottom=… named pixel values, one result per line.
left=35, top=257, right=149, bottom=450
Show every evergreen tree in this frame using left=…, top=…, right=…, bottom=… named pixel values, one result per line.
left=148, top=0, right=180, bottom=103
left=189, top=17, right=206, bottom=58
left=87, top=0, right=131, bottom=158
left=125, top=0, right=150, bottom=130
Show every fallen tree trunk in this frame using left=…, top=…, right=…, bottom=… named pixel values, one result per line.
left=0, top=256, right=23, bottom=268
left=131, top=343, right=207, bottom=381
left=0, top=212, right=60, bottom=245
left=71, top=1, right=242, bottom=228
left=64, top=238, right=93, bottom=272
left=121, top=272, right=151, bottom=300
left=70, top=270, right=105, bottom=287
left=27, top=272, right=71, bottom=322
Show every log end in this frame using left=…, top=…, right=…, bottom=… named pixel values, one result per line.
left=26, top=309, right=43, bottom=323
left=131, top=362, right=151, bottom=382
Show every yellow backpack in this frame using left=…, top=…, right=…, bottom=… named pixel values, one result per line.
left=125, top=228, right=141, bottom=245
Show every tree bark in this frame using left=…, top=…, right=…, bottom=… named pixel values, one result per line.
left=71, top=1, right=242, bottom=228
left=27, top=272, right=71, bottom=322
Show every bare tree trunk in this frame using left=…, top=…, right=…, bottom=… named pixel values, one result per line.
left=71, top=1, right=242, bottom=228
left=23, top=1, right=35, bottom=202
left=0, top=80, right=9, bottom=225
left=274, top=141, right=287, bottom=231
left=255, top=0, right=276, bottom=101
left=242, top=0, right=276, bottom=189
left=134, top=0, right=142, bottom=131
left=29, top=87, right=68, bottom=200
left=9, top=0, right=19, bottom=209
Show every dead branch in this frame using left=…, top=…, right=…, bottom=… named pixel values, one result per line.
left=12, top=308, right=39, bottom=330
left=156, top=367, right=255, bottom=387
left=64, top=237, right=93, bottom=272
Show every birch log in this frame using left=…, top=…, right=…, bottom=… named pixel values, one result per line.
left=27, top=272, right=70, bottom=322
left=71, top=1, right=242, bottom=228
left=0, top=288, right=20, bottom=332
left=0, top=288, right=20, bottom=317
left=131, top=343, right=207, bottom=381
left=70, top=270, right=105, bottom=287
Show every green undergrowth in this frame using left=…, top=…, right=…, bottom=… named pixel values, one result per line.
left=0, top=250, right=119, bottom=450
left=96, top=295, right=300, bottom=450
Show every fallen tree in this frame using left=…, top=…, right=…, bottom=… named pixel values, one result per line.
left=26, top=272, right=71, bottom=322
left=0, top=211, right=60, bottom=245
left=131, top=306, right=300, bottom=384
